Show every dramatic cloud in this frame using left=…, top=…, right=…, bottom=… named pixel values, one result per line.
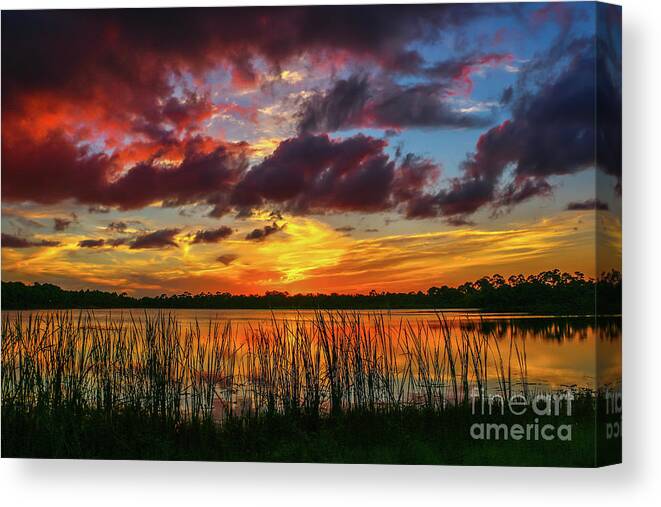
left=2, top=133, right=249, bottom=211
left=0, top=4, right=622, bottom=298
left=297, top=75, right=371, bottom=134
left=566, top=198, right=609, bottom=211
left=232, top=133, right=441, bottom=216
left=191, top=226, right=233, bottom=244
left=369, top=83, right=493, bottom=130
left=2, top=128, right=443, bottom=220
left=297, top=74, right=493, bottom=134
left=400, top=34, right=621, bottom=222
left=393, top=154, right=442, bottom=202
left=109, top=140, right=249, bottom=213
left=2, top=6, right=503, bottom=132
left=162, top=92, right=216, bottom=132
left=130, top=229, right=181, bottom=249
left=495, top=178, right=554, bottom=209
left=596, top=4, right=623, bottom=191
left=245, top=222, right=284, bottom=242
left=0, top=5, right=619, bottom=239
left=2, top=233, right=59, bottom=249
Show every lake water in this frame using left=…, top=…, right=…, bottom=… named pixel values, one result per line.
left=2, top=308, right=621, bottom=391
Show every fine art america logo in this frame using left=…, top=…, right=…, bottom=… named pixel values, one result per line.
left=604, top=387, right=622, bottom=440
left=469, top=389, right=574, bottom=441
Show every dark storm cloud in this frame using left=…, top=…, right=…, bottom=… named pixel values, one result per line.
left=1, top=5, right=520, bottom=225
left=403, top=31, right=620, bottom=222
left=2, top=233, right=59, bottom=249
left=371, top=83, right=493, bottom=130
left=495, top=178, right=554, bottom=209
left=217, top=254, right=238, bottom=265
left=245, top=222, right=284, bottom=242
left=231, top=134, right=441, bottom=216
left=418, top=177, right=495, bottom=219
left=99, top=142, right=249, bottom=211
left=2, top=132, right=249, bottom=211
left=486, top=57, right=598, bottom=182
left=161, top=91, right=216, bottom=132
left=392, top=154, right=442, bottom=201
left=191, top=226, right=233, bottom=244
left=596, top=4, right=622, bottom=191
left=232, top=134, right=390, bottom=212
left=2, top=5, right=504, bottom=115
left=566, top=199, right=609, bottom=211
left=2, top=132, right=115, bottom=206
left=297, top=75, right=371, bottom=134
left=1, top=6, right=512, bottom=213
left=130, top=228, right=180, bottom=249
left=0, top=104, right=451, bottom=223
left=297, top=75, right=493, bottom=134
left=6, top=4, right=585, bottom=230
left=1, top=7, right=619, bottom=227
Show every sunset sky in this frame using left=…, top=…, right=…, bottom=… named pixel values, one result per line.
left=1, top=3, right=621, bottom=296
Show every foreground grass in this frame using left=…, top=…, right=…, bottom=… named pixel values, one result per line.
left=2, top=401, right=613, bottom=466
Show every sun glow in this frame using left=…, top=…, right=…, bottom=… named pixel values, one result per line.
left=2, top=209, right=608, bottom=296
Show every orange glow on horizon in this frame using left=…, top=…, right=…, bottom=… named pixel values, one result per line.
left=1, top=209, right=619, bottom=297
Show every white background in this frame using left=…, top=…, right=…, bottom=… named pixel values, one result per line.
left=1, top=0, right=659, bottom=505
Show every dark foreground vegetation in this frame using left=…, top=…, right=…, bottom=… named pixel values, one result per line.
left=1, top=311, right=620, bottom=465
left=1, top=269, right=621, bottom=314
left=3, top=399, right=614, bottom=466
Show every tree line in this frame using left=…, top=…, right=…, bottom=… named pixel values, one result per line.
left=1, top=269, right=621, bottom=315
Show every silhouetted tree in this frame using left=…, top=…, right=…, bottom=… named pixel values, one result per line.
left=1, top=269, right=621, bottom=315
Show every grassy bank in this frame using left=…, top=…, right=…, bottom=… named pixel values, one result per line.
left=2, top=401, right=606, bottom=466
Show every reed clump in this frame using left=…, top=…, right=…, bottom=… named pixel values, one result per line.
left=1, top=310, right=538, bottom=422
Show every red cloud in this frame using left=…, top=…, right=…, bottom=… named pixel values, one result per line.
left=1, top=130, right=249, bottom=211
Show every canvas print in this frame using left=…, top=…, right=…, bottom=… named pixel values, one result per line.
left=1, top=2, right=621, bottom=466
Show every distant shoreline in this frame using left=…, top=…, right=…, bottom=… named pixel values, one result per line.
left=1, top=270, right=621, bottom=315
left=0, top=307, right=621, bottom=318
